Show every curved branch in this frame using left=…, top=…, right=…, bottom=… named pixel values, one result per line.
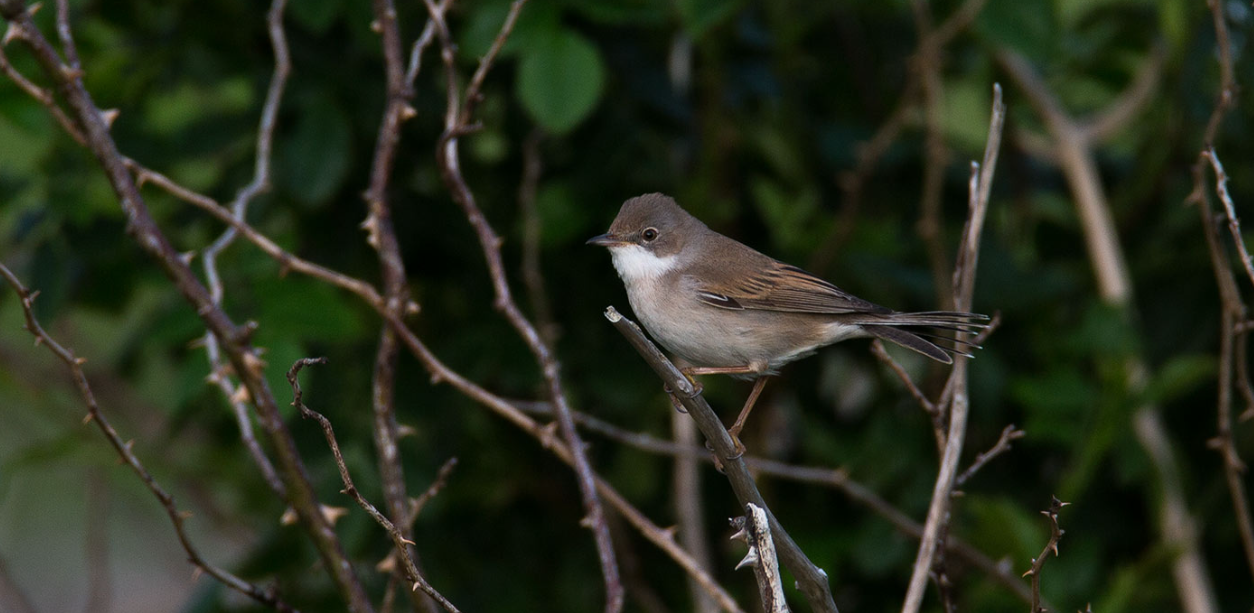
left=0, top=263, right=300, bottom=613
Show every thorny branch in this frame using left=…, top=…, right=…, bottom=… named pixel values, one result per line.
left=1189, top=4, right=1254, bottom=576
left=1023, top=497, right=1068, bottom=613
left=0, top=263, right=300, bottom=613
left=362, top=0, right=434, bottom=608
left=0, top=4, right=374, bottom=609
left=287, top=358, right=461, bottom=613
left=421, top=1, right=624, bottom=610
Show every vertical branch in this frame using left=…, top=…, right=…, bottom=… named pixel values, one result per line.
left=201, top=0, right=291, bottom=500
left=1187, top=2, right=1250, bottom=580
left=1196, top=150, right=1254, bottom=583
left=1023, top=497, right=1068, bottom=613
left=730, top=504, right=789, bottom=613
left=0, top=6, right=374, bottom=610
left=518, top=129, right=558, bottom=346
left=901, top=83, right=1004, bottom=613
left=421, top=2, right=624, bottom=611
left=363, top=0, right=432, bottom=610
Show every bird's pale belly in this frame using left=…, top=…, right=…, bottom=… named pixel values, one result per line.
left=627, top=286, right=865, bottom=374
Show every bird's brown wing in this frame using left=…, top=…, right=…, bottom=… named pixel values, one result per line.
left=693, top=260, right=890, bottom=315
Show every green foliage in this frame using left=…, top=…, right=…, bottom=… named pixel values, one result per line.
left=517, top=28, right=606, bottom=134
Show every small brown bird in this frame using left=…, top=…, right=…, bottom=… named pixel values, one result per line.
left=588, top=193, right=987, bottom=451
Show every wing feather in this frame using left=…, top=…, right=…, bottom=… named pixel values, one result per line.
left=693, top=261, right=890, bottom=315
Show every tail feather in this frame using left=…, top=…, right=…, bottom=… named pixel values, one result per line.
left=849, top=311, right=987, bottom=330
left=867, top=326, right=958, bottom=364
left=863, top=310, right=988, bottom=363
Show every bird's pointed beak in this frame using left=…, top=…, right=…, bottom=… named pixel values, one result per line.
left=586, top=233, right=627, bottom=247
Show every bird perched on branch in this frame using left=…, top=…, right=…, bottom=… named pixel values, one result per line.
left=589, top=193, right=987, bottom=453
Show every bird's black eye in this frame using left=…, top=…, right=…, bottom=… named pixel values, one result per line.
left=642, top=228, right=659, bottom=242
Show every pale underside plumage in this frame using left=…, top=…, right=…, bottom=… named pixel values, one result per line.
left=608, top=241, right=986, bottom=373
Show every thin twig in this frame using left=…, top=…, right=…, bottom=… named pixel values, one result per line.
left=1188, top=3, right=1253, bottom=581
left=287, top=358, right=461, bottom=613
left=518, top=129, right=559, bottom=346
left=409, top=457, right=459, bottom=524
left=809, top=0, right=988, bottom=274
left=1204, top=150, right=1254, bottom=290
left=1196, top=150, right=1254, bottom=582
left=901, top=82, right=1003, bottom=613
left=364, top=0, right=429, bottom=608
left=871, top=339, right=943, bottom=447
left=0, top=263, right=300, bottom=613
left=200, top=0, right=291, bottom=501
left=1023, top=497, right=1068, bottom=613
left=0, top=45, right=85, bottom=143
left=422, top=1, right=623, bottom=610
left=955, top=424, right=1025, bottom=487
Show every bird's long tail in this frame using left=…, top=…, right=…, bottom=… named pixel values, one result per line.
left=860, top=311, right=989, bottom=364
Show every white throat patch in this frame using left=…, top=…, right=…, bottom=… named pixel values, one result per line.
left=609, top=244, right=678, bottom=284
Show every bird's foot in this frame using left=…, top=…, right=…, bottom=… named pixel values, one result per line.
left=725, top=426, right=747, bottom=460
left=663, top=374, right=703, bottom=412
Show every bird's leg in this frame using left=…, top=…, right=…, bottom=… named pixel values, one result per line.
left=725, top=376, right=769, bottom=458
left=679, top=365, right=762, bottom=458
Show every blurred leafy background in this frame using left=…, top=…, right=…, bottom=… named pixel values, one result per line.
left=1, top=0, right=1252, bottom=611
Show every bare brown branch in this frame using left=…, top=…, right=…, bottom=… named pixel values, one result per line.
left=955, top=424, right=1025, bottom=487
left=1023, top=497, right=1068, bottom=613
left=200, top=0, right=291, bottom=501
left=421, top=1, right=623, bottom=609
left=0, top=263, right=300, bottom=613
left=871, top=339, right=943, bottom=447
left=363, top=0, right=430, bottom=608
left=287, top=358, right=461, bottom=613
left=901, top=83, right=1004, bottom=613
